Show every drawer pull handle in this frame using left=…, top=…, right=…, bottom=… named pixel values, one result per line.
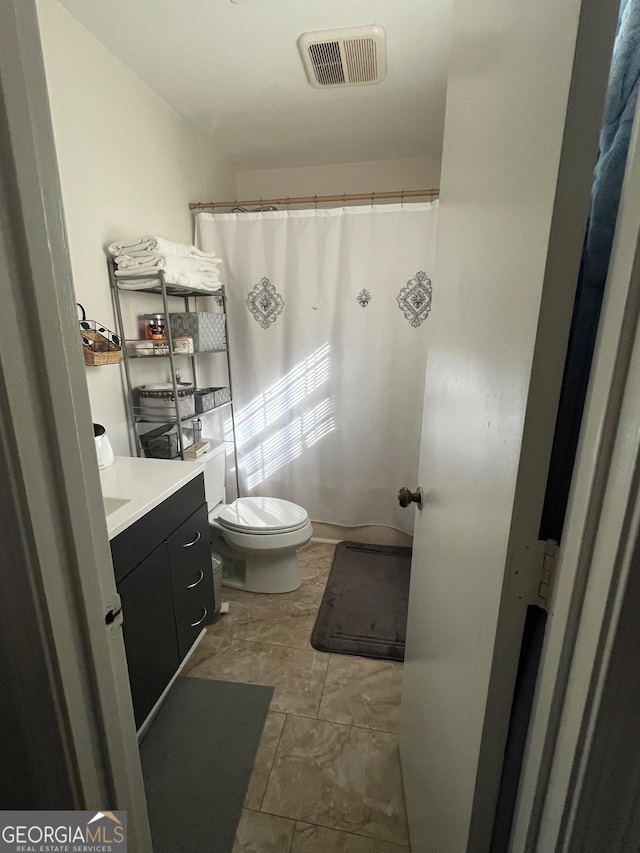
left=183, top=530, right=202, bottom=549
left=190, top=607, right=208, bottom=627
left=187, top=569, right=205, bottom=589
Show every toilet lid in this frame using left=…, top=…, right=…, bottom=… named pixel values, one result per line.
left=217, top=497, right=309, bottom=534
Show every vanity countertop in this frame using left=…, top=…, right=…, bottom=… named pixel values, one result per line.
left=101, top=456, right=206, bottom=540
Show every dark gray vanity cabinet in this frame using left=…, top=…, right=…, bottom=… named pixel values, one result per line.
left=118, top=543, right=179, bottom=729
left=110, top=474, right=214, bottom=729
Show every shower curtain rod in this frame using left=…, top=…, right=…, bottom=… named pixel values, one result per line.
left=189, top=188, right=440, bottom=210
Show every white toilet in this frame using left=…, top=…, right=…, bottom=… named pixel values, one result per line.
left=202, top=442, right=313, bottom=593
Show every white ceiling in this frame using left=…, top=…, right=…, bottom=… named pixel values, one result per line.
left=59, top=0, right=452, bottom=171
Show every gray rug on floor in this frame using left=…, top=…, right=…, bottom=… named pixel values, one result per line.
left=140, top=676, right=273, bottom=853
left=311, top=541, right=412, bottom=662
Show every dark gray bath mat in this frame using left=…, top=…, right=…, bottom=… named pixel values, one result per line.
left=140, top=676, right=273, bottom=853
left=311, top=541, right=412, bottom=662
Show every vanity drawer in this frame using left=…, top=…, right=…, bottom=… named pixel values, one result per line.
left=111, top=474, right=206, bottom=583
left=176, top=593, right=214, bottom=661
left=167, top=503, right=212, bottom=620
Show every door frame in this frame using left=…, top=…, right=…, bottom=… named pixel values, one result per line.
left=511, top=81, right=640, bottom=853
left=0, top=1, right=151, bottom=846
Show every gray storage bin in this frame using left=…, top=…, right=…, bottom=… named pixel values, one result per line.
left=169, top=312, right=226, bottom=352
left=214, top=386, right=231, bottom=407
left=195, top=386, right=231, bottom=413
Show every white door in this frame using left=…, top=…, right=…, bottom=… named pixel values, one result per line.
left=399, top=0, right=618, bottom=851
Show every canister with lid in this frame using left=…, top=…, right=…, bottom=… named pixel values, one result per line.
left=144, top=314, right=166, bottom=340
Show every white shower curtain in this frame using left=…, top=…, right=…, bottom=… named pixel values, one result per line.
left=196, top=202, right=438, bottom=533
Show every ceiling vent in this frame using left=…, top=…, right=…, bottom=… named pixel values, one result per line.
left=297, top=26, right=387, bottom=89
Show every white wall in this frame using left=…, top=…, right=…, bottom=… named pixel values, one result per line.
left=37, top=0, right=236, bottom=456
left=236, top=157, right=439, bottom=205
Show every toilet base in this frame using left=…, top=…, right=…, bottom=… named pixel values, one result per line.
left=222, top=551, right=302, bottom=594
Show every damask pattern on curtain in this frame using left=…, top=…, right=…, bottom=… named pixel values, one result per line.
left=196, top=202, right=438, bottom=533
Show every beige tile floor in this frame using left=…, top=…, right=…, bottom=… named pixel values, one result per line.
left=182, top=541, right=410, bottom=853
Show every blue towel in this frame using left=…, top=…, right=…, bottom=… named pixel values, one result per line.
left=585, top=0, right=640, bottom=289
left=540, top=0, right=640, bottom=542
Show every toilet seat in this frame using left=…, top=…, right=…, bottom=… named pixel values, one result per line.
left=215, top=497, right=309, bottom=535
left=202, top=450, right=311, bottom=592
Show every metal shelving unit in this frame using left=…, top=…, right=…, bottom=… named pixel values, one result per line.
left=108, top=257, right=240, bottom=498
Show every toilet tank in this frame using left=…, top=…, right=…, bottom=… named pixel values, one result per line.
left=201, top=441, right=227, bottom=512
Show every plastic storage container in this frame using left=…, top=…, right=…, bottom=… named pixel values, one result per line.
left=140, top=423, right=180, bottom=459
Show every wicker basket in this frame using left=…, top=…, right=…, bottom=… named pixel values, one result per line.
left=78, top=304, right=122, bottom=366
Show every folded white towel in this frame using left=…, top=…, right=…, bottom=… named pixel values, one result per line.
left=114, top=253, right=223, bottom=272
left=115, top=269, right=222, bottom=293
left=116, top=266, right=219, bottom=284
left=116, top=246, right=222, bottom=262
left=108, top=235, right=218, bottom=260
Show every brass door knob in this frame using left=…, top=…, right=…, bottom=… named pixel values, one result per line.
left=398, top=486, right=423, bottom=509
